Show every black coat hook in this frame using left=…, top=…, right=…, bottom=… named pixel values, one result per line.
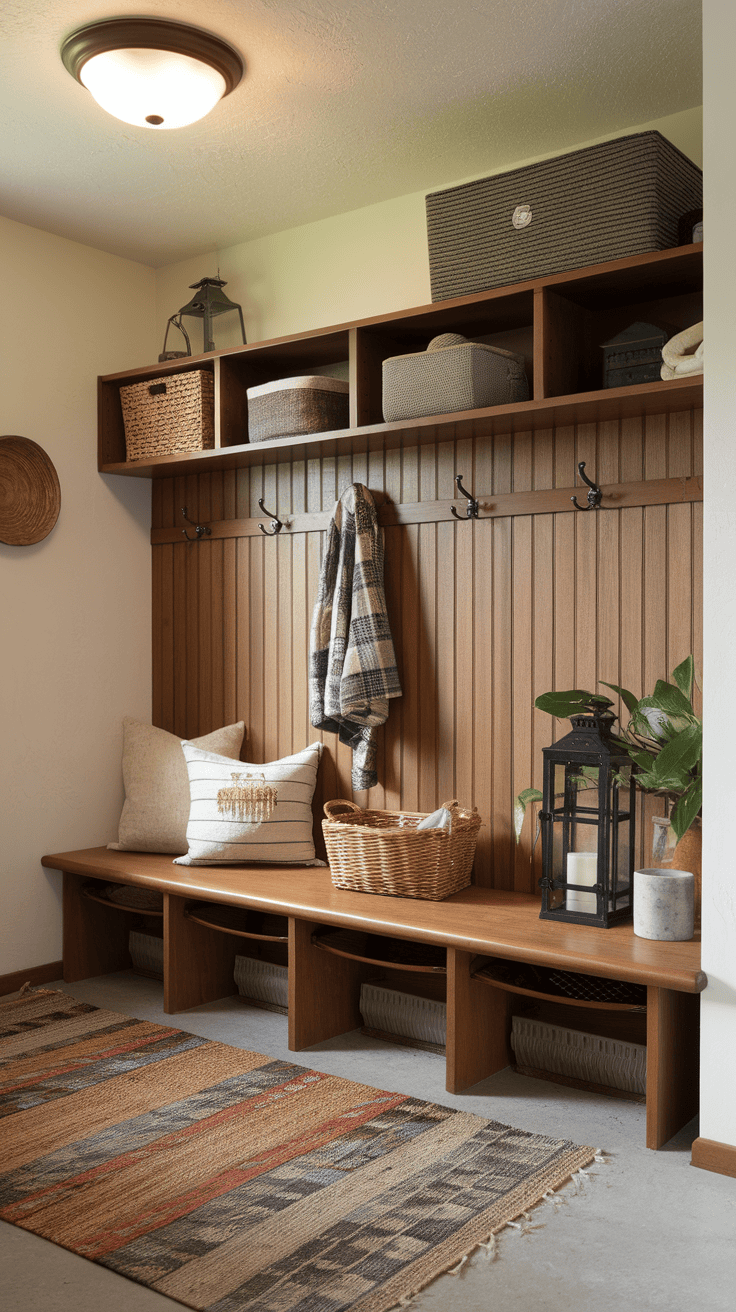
left=181, top=506, right=212, bottom=543
left=257, top=498, right=283, bottom=535
left=571, top=462, right=603, bottom=511
left=450, top=474, right=480, bottom=520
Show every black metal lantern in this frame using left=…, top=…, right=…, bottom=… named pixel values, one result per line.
left=539, top=700, right=635, bottom=927
left=176, top=277, right=246, bottom=355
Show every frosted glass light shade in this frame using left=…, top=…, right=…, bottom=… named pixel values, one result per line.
left=80, top=48, right=227, bottom=129
left=61, top=18, right=243, bottom=131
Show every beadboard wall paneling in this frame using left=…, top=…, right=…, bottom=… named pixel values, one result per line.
left=152, top=408, right=702, bottom=892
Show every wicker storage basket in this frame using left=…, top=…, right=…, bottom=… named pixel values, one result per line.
left=128, top=930, right=164, bottom=979
left=360, top=982, right=447, bottom=1046
left=247, top=375, right=349, bottom=443
left=426, top=130, right=702, bottom=301
left=382, top=332, right=528, bottom=422
left=234, top=955, right=289, bottom=1011
left=511, top=1015, right=647, bottom=1097
left=323, top=798, right=481, bottom=900
left=120, top=370, right=214, bottom=461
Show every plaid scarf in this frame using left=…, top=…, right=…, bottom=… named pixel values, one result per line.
left=309, top=484, right=401, bottom=790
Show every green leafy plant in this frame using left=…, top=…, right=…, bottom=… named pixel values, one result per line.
left=514, top=656, right=701, bottom=845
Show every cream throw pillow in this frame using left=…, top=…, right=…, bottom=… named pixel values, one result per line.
left=174, top=741, right=323, bottom=866
left=109, top=719, right=245, bottom=855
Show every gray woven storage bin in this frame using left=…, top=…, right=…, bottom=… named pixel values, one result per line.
left=234, top=954, right=289, bottom=1011
left=360, top=982, right=447, bottom=1047
left=426, top=131, right=703, bottom=301
left=511, top=1015, right=646, bottom=1095
left=120, top=370, right=214, bottom=461
left=128, top=930, right=164, bottom=979
left=382, top=332, right=528, bottom=422
left=247, top=375, right=349, bottom=443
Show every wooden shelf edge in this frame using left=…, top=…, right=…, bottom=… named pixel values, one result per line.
left=100, top=377, right=703, bottom=479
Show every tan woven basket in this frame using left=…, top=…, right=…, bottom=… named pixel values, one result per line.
left=120, top=370, right=215, bottom=461
left=323, top=799, right=481, bottom=900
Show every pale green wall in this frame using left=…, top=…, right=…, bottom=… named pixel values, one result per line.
left=156, top=105, right=702, bottom=350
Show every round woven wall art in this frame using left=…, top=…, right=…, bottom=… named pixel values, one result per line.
left=0, top=436, right=61, bottom=546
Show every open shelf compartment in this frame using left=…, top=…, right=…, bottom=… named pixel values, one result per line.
left=98, top=244, right=703, bottom=477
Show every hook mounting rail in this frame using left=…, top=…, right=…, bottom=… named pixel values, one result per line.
left=450, top=474, right=480, bottom=520
left=571, top=462, right=603, bottom=511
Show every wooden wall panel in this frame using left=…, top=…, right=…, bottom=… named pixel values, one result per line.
left=152, top=409, right=703, bottom=893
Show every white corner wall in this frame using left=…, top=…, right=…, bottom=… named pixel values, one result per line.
left=700, top=1, right=736, bottom=1151
left=0, top=217, right=156, bottom=977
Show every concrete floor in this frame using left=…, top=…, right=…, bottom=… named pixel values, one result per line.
left=2, top=972, right=735, bottom=1312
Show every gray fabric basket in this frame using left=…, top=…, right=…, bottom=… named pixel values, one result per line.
left=382, top=332, right=528, bottom=422
left=234, top=954, right=289, bottom=1010
left=511, top=1015, right=646, bottom=1095
left=247, top=375, right=349, bottom=443
left=426, top=131, right=703, bottom=301
left=360, top=982, right=447, bottom=1046
left=128, top=930, right=164, bottom=978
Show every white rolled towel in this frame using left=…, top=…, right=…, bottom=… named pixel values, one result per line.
left=661, top=321, right=703, bottom=380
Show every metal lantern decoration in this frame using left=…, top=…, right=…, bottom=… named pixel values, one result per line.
left=161, top=277, right=246, bottom=360
left=539, top=699, right=635, bottom=927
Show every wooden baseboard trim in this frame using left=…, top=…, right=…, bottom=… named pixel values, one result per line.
left=0, top=961, right=63, bottom=997
left=691, top=1136, right=736, bottom=1179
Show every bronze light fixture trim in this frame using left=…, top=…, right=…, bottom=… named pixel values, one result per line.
left=61, top=18, right=244, bottom=129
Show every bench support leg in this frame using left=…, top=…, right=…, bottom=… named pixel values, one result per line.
left=446, top=948, right=511, bottom=1093
left=63, top=872, right=132, bottom=981
left=288, top=918, right=373, bottom=1050
left=164, top=895, right=239, bottom=1013
left=646, top=985, right=700, bottom=1149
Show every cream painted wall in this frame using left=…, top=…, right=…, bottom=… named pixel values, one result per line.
left=0, top=217, right=156, bottom=976
left=700, top=1, right=736, bottom=1152
left=155, top=105, right=702, bottom=350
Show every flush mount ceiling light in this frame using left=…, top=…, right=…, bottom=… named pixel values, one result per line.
left=61, top=17, right=244, bottom=129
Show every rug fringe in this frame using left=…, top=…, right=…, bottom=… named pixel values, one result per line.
left=0, top=985, right=66, bottom=1008
left=388, top=1147, right=607, bottom=1310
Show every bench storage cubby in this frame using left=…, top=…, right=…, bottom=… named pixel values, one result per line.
left=43, top=846, right=704, bottom=1151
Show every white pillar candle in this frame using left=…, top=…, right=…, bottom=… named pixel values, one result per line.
left=567, top=852, right=598, bottom=913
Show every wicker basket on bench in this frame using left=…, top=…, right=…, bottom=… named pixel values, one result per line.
left=322, top=798, right=481, bottom=901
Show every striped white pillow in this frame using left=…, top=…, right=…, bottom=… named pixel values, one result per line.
left=174, top=741, right=323, bottom=866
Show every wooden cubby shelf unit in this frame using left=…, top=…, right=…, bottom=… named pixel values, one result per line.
left=98, top=244, right=703, bottom=477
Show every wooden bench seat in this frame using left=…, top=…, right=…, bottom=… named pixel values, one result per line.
left=42, top=846, right=706, bottom=1149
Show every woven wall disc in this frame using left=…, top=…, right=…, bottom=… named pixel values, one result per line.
left=0, top=436, right=61, bottom=546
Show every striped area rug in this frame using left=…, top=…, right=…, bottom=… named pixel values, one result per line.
left=0, top=989, right=596, bottom=1311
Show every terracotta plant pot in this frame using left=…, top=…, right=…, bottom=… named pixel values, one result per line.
left=672, top=818, right=702, bottom=931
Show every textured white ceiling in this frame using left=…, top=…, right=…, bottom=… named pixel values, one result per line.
left=0, top=0, right=702, bottom=267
